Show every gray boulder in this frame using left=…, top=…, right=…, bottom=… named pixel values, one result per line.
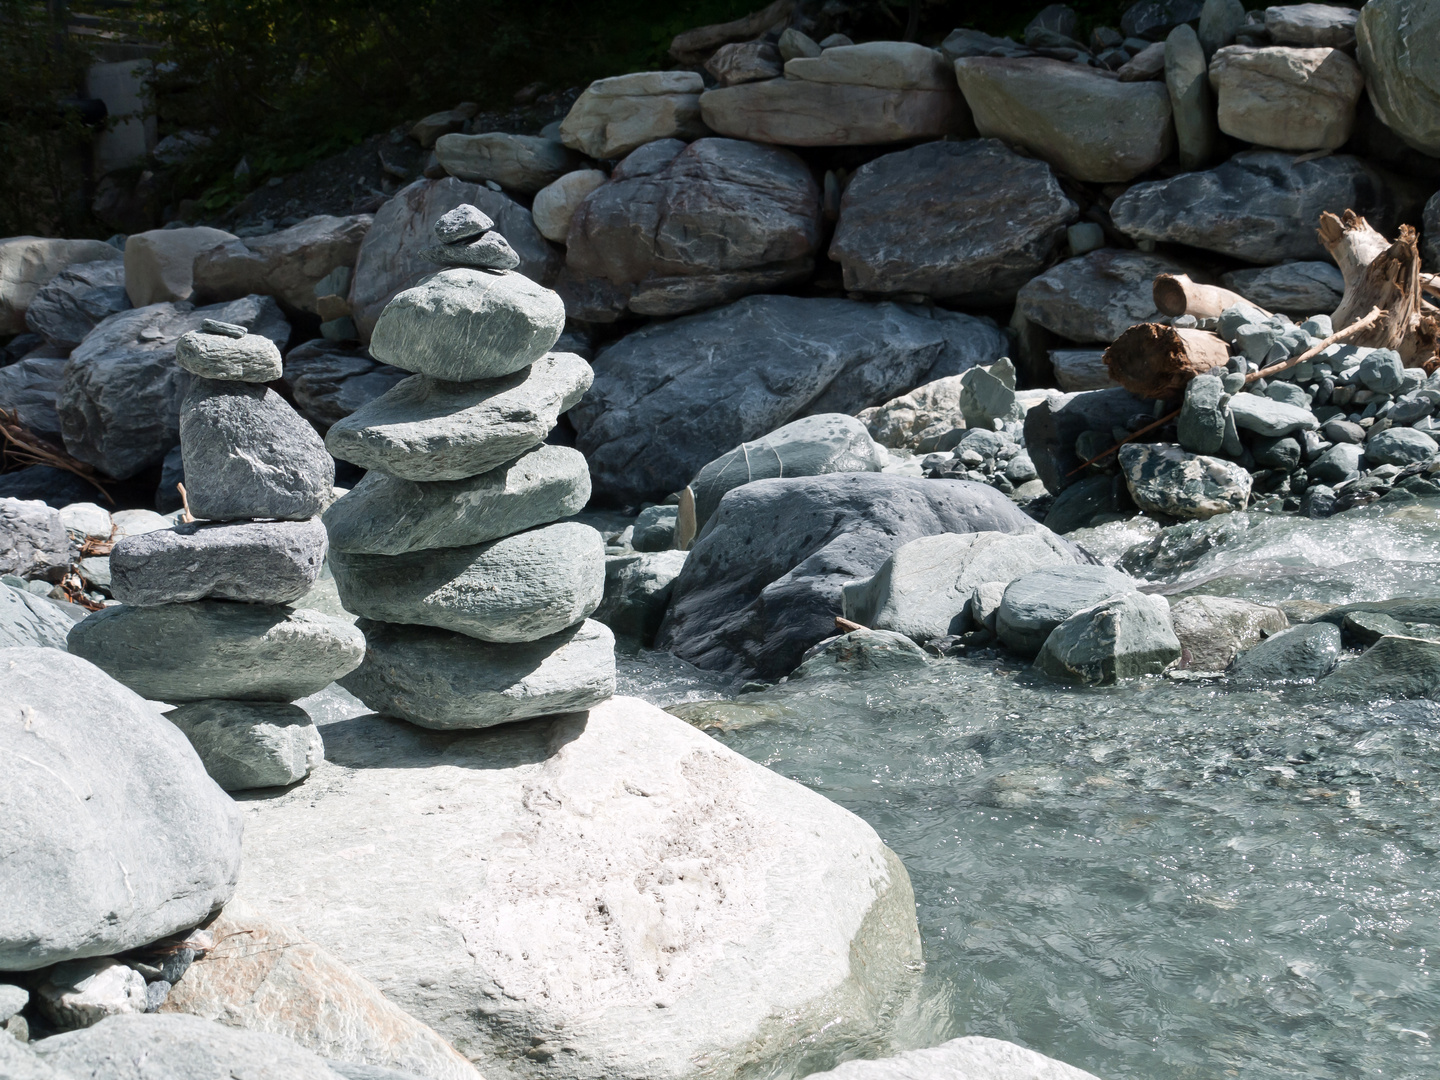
left=110, top=519, right=328, bottom=606
left=0, top=354, right=67, bottom=441
left=1169, top=594, right=1288, bottom=670
left=571, top=295, right=1008, bottom=505
left=1023, top=386, right=1149, bottom=493
left=1221, top=261, right=1345, bottom=314
left=1357, top=0, right=1440, bottom=157
left=24, top=256, right=129, bottom=349
left=803, top=1036, right=1101, bottom=1080
left=420, top=231, right=519, bottom=272
left=594, top=551, right=687, bottom=646
left=1356, top=347, right=1405, bottom=392
left=656, top=473, right=1072, bottom=679
left=34, top=957, right=148, bottom=1029
left=1177, top=373, right=1228, bottom=454
left=1124, top=0, right=1204, bottom=40
left=0, top=582, right=75, bottom=648
left=1366, top=426, right=1439, bottom=466
left=179, top=379, right=335, bottom=521
left=1118, top=442, right=1252, bottom=519
left=58, top=294, right=289, bottom=480
left=632, top=504, right=678, bottom=551
left=368, top=268, right=565, bottom=383
left=432, top=132, right=572, bottom=194
left=1310, top=441, right=1364, bottom=483
left=190, top=214, right=373, bottom=317
left=791, top=628, right=930, bottom=679
left=280, top=339, right=409, bottom=433
left=330, top=522, right=604, bottom=642
left=842, top=530, right=1077, bottom=643
left=1034, top=591, right=1181, bottom=683
left=1230, top=622, right=1341, bottom=681
left=1110, top=151, right=1425, bottom=263
left=67, top=604, right=365, bottom=703
left=174, top=328, right=283, bottom=382
left=324, top=352, right=592, bottom=481
left=0, top=497, right=69, bottom=580
left=1227, top=393, right=1319, bottom=436
left=167, top=700, right=324, bottom=791
left=1167, top=23, right=1217, bottom=170
left=686, top=414, right=886, bottom=539
left=828, top=139, right=1077, bottom=303
left=564, top=138, right=822, bottom=319
left=1016, top=249, right=1198, bottom=342
left=341, top=618, right=616, bottom=729
left=323, top=445, right=590, bottom=555
left=995, top=564, right=1139, bottom=656
left=1322, top=635, right=1440, bottom=700
left=1267, top=3, right=1358, bottom=48
left=0, top=648, right=242, bottom=970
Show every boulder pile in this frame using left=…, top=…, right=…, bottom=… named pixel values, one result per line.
left=322, top=205, right=617, bottom=728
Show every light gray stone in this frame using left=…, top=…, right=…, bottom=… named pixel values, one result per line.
left=1016, top=249, right=1196, bottom=342
left=559, top=71, right=708, bottom=160
left=230, top=695, right=921, bottom=1078
left=0, top=647, right=243, bottom=970
left=329, top=522, right=603, bottom=642
left=1177, top=373, right=1228, bottom=454
left=594, top=551, right=686, bottom=645
left=0, top=583, right=83, bottom=648
left=1209, top=44, right=1364, bottom=152
left=190, top=215, right=372, bottom=318
left=174, top=329, right=283, bottom=382
left=280, top=339, right=408, bottom=433
left=856, top=375, right=968, bottom=449
left=1119, top=442, right=1253, bottom=518
left=342, top=618, right=616, bottom=728
left=828, top=139, right=1076, bottom=303
left=1357, top=0, right=1440, bottom=156
left=110, top=518, right=328, bottom=606
left=1266, top=3, right=1358, bottom=47
left=842, top=530, right=1076, bottom=643
left=180, top=379, right=334, bottom=521
left=325, top=352, right=592, bottom=482
left=703, top=40, right=783, bottom=87
left=1035, top=591, right=1181, bottom=683
left=698, top=78, right=969, bottom=148
left=420, top=231, right=519, bottom=272
left=1366, top=426, right=1439, bottom=466
left=0, top=984, right=27, bottom=1022
left=1357, top=347, right=1405, bottom=393
left=1231, top=621, right=1341, bottom=680
left=0, top=497, right=69, bottom=579
left=996, top=564, right=1140, bottom=656
left=368, top=268, right=565, bottom=382
left=791, top=628, right=930, bottom=678
left=1323, top=635, right=1440, bottom=700
left=66, top=604, right=364, bottom=703
left=0, top=237, right=125, bottom=335
left=167, top=700, right=323, bottom=791
left=433, top=204, right=494, bottom=243
left=24, top=256, right=129, bottom=349
left=433, top=133, right=572, bottom=194
left=530, top=169, right=608, bottom=243
left=1170, top=594, right=1289, bottom=670
left=1227, top=392, right=1319, bottom=436
left=1166, top=23, right=1217, bottom=169
left=1310, top=441, right=1364, bottom=483
left=803, top=1036, right=1101, bottom=1080
left=36, top=958, right=147, bottom=1029
left=323, top=445, right=591, bottom=556
left=59, top=501, right=111, bottom=540
left=953, top=57, right=1173, bottom=182
left=1221, top=261, right=1344, bottom=313
left=124, top=228, right=239, bottom=308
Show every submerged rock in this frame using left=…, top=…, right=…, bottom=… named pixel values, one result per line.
left=791, top=628, right=931, bottom=678
left=1230, top=622, right=1341, bottom=682
left=1322, top=635, right=1440, bottom=700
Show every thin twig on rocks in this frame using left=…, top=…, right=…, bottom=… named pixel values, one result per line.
left=0, top=408, right=114, bottom=504
left=1066, top=408, right=1180, bottom=477
left=1246, top=305, right=1384, bottom=383
left=177, top=482, right=195, bottom=524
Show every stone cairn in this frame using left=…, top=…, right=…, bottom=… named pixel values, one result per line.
left=68, top=317, right=365, bottom=791
left=320, top=205, right=616, bottom=728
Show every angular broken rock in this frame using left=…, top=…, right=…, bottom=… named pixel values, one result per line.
left=1016, top=249, right=1197, bottom=343
left=1034, top=591, right=1182, bottom=684
left=433, top=203, right=494, bottom=244
left=559, top=71, right=708, bottom=160
left=166, top=700, right=323, bottom=791
left=1208, top=45, right=1364, bottom=152
left=419, top=230, right=520, bottom=271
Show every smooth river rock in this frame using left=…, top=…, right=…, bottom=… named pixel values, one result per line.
left=67, top=603, right=365, bottom=703
left=325, top=352, right=592, bottom=481
left=433, top=133, right=572, bottom=194
left=167, top=700, right=324, bottom=791
left=559, top=71, right=709, bottom=160
left=0, top=648, right=242, bottom=970
left=0, top=582, right=75, bottom=649
left=1016, top=249, right=1197, bottom=343
left=995, top=564, right=1140, bottom=656
left=1034, top=591, right=1181, bottom=684
left=698, top=78, right=970, bottom=146
left=110, top=518, right=328, bottom=606
left=174, top=328, right=284, bottom=382
left=230, top=696, right=922, bottom=1080
left=1208, top=45, right=1364, bottom=152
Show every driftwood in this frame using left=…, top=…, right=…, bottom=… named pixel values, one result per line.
left=1319, top=209, right=1439, bottom=368
left=674, top=486, right=698, bottom=551
left=669, top=0, right=793, bottom=61
left=836, top=616, right=865, bottom=633
left=1102, top=324, right=1231, bottom=400
left=1152, top=274, right=1262, bottom=320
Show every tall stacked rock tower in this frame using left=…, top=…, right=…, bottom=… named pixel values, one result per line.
left=322, top=206, right=616, bottom=727
left=68, top=318, right=365, bottom=790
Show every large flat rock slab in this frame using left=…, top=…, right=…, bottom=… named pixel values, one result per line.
left=232, top=696, right=922, bottom=1080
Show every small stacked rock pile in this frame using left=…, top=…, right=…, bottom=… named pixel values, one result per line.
left=321, top=205, right=616, bottom=728
left=67, top=317, right=365, bottom=791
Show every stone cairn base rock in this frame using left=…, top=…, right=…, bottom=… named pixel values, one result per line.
left=324, top=206, right=616, bottom=728
left=69, top=317, right=362, bottom=792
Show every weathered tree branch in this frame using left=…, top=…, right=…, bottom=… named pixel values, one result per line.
left=1103, top=324, right=1231, bottom=400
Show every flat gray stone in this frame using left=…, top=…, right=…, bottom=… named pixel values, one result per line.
left=175, top=329, right=283, bottom=382
left=368, top=268, right=565, bottom=382
left=67, top=603, right=365, bottom=703
left=1323, top=634, right=1440, bottom=700
left=324, top=352, right=592, bottom=481
left=322, top=445, right=590, bottom=556
left=803, top=1035, right=1100, bottom=1080
left=0, top=648, right=242, bottom=970
left=1170, top=594, right=1289, bottom=671
left=1227, top=392, right=1320, bottom=436
left=330, top=522, right=603, bottom=643
left=419, top=232, right=519, bottom=271
left=341, top=618, right=616, bottom=729
left=1220, top=261, right=1344, bottom=313
left=180, top=379, right=334, bottom=522
left=1366, top=426, right=1439, bottom=466
left=996, top=564, right=1140, bottom=656
left=432, top=133, right=572, bottom=194
left=1230, top=622, right=1341, bottom=681
left=1, top=497, right=70, bottom=580
left=434, top=204, right=494, bottom=243
left=842, top=530, right=1076, bottom=643
left=24, top=255, right=129, bottom=349
left=1016, top=249, right=1194, bottom=342
left=0, top=582, right=78, bottom=648
left=167, top=700, right=324, bottom=791
left=594, top=551, right=687, bottom=646
left=110, top=518, right=328, bottom=606
left=791, top=628, right=930, bottom=679
left=1119, top=442, right=1253, bottom=519
left=1035, top=591, right=1181, bottom=684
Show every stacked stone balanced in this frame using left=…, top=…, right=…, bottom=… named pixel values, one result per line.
left=320, top=205, right=616, bottom=728
left=67, top=318, right=364, bottom=791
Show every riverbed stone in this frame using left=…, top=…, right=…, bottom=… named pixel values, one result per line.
left=110, top=518, right=327, bottom=606
left=230, top=695, right=921, bottom=1076
left=1016, top=249, right=1193, bottom=343
left=530, top=169, right=608, bottom=243
left=330, top=522, right=603, bottom=642
left=1366, top=426, right=1439, bottom=466
left=594, top=551, right=687, bottom=646
left=124, top=227, right=238, bottom=307
left=632, top=505, right=678, bottom=552
left=166, top=700, right=323, bottom=791
left=1230, top=621, right=1341, bottom=681
left=1035, top=591, right=1181, bottom=684
left=180, top=379, right=334, bottom=521
left=792, top=628, right=930, bottom=678
left=785, top=41, right=956, bottom=89
left=281, top=339, right=408, bottom=432
left=0, top=582, right=75, bottom=649
left=1166, top=23, right=1218, bottom=169
left=1322, top=635, right=1440, bottom=700
left=857, top=375, right=968, bottom=449
left=419, top=231, right=519, bottom=271
left=0, top=647, right=243, bottom=970
left=1357, top=347, right=1405, bottom=393
left=1221, top=261, right=1344, bottom=313
left=174, top=328, right=283, bottom=382
left=1267, top=3, right=1358, bottom=47
left=24, top=255, right=128, bottom=349
left=0, top=236, right=119, bottom=335
left=1119, top=442, right=1252, bottom=518
left=433, top=133, right=572, bottom=194
left=1209, top=45, right=1364, bottom=151
left=996, top=564, right=1140, bottom=657
left=1169, top=595, right=1289, bottom=670
left=1177, top=374, right=1228, bottom=454
left=0, top=353, right=66, bottom=441
left=368, top=268, right=564, bottom=382
left=66, top=603, right=364, bottom=703
left=1356, top=0, right=1440, bottom=157
left=36, top=958, right=148, bottom=1029
left=698, top=78, right=969, bottom=147
left=341, top=618, right=616, bottom=729
left=953, top=57, right=1173, bottom=182
left=1227, top=393, right=1320, bottom=436
left=843, top=530, right=1076, bottom=643
left=0, top=497, right=69, bottom=580
left=828, top=139, right=1076, bottom=303
left=805, top=1036, right=1102, bottom=1080
left=323, top=445, right=590, bottom=556
left=325, top=352, right=592, bottom=482
left=1310, top=441, right=1364, bottom=483
left=190, top=214, right=372, bottom=317
left=1024, top=386, right=1150, bottom=493
left=560, top=71, right=708, bottom=160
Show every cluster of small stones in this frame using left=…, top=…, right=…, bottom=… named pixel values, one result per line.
left=322, top=205, right=617, bottom=728
left=66, top=317, right=363, bottom=791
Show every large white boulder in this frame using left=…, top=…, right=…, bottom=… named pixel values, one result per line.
left=1208, top=45, right=1364, bottom=151
left=123, top=226, right=238, bottom=306
left=560, top=71, right=709, bottom=160
left=0, top=236, right=118, bottom=334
